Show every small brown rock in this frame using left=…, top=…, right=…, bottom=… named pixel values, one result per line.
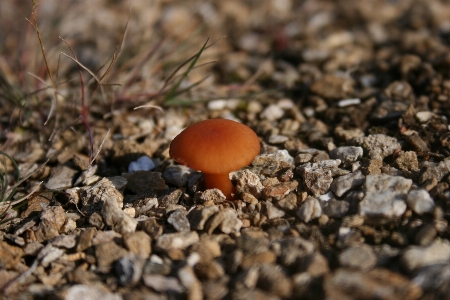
left=95, top=241, right=128, bottom=271
left=241, top=251, right=277, bottom=269
left=123, top=231, right=152, bottom=259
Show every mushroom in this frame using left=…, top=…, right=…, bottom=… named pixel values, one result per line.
left=169, top=118, right=260, bottom=199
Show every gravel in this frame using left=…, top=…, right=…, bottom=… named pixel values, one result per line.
left=3, top=0, right=450, bottom=299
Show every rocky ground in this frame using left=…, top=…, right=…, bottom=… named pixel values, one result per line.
left=1, top=0, right=450, bottom=299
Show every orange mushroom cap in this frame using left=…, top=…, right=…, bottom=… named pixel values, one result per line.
left=169, top=118, right=260, bottom=174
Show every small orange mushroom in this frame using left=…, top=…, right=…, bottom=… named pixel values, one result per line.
left=169, top=118, right=260, bottom=199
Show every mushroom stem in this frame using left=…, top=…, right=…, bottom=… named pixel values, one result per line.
left=203, top=173, right=235, bottom=200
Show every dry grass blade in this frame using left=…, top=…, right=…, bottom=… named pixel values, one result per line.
left=90, top=128, right=110, bottom=165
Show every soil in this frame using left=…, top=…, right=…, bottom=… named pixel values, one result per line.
left=1, top=0, right=450, bottom=299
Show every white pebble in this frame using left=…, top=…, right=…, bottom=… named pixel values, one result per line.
left=338, top=98, right=361, bottom=107
left=407, top=189, right=435, bottom=215
left=128, top=156, right=156, bottom=173
left=260, top=104, right=284, bottom=121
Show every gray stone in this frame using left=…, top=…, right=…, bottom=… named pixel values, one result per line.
left=330, top=146, right=363, bottom=166
left=115, top=254, right=145, bottom=286
left=167, top=208, right=191, bottom=232
left=359, top=174, right=412, bottom=224
left=188, top=205, right=220, bottom=230
left=420, top=159, right=450, bottom=184
left=45, top=165, right=78, bottom=190
left=321, top=199, right=350, bottom=218
left=123, top=171, right=167, bottom=194
left=330, top=171, right=365, bottom=197
left=162, top=165, right=192, bottom=187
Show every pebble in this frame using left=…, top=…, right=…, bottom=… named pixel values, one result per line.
left=162, top=165, right=192, bottom=187
left=40, top=205, right=66, bottom=232
left=358, top=174, right=412, bottom=224
left=241, top=251, right=277, bottom=269
left=155, top=231, right=199, bottom=251
left=253, top=150, right=295, bottom=168
left=395, top=151, right=420, bottom=171
left=190, top=239, right=221, bottom=263
left=262, top=181, right=298, bottom=200
left=206, top=208, right=243, bottom=234
left=95, top=241, right=128, bottom=271
left=321, top=198, right=350, bottom=218
left=415, top=111, right=435, bottom=122
left=352, top=134, right=401, bottom=160
left=412, top=263, right=450, bottom=298
left=414, top=224, right=437, bottom=246
left=194, top=189, right=226, bottom=204
left=64, top=284, right=122, bottom=300
left=0, top=241, right=24, bottom=269
left=406, top=189, right=435, bottom=215
left=101, top=197, right=138, bottom=235
left=420, top=160, right=450, bottom=185
left=329, top=146, right=363, bottom=166
left=124, top=171, right=167, bottom=194
left=237, top=230, right=270, bottom=255
left=401, top=240, right=450, bottom=272
left=297, top=197, right=322, bottom=223
left=79, top=177, right=126, bottom=215
left=337, top=98, right=361, bottom=107
left=330, top=171, right=365, bottom=197
left=143, top=274, right=184, bottom=294
left=133, top=195, right=158, bottom=216
left=260, top=104, right=285, bottom=121
left=265, top=201, right=286, bottom=219
left=123, top=231, right=152, bottom=258
left=273, top=237, right=315, bottom=268
left=257, top=263, right=293, bottom=298
left=128, top=155, right=156, bottom=173
left=297, top=159, right=340, bottom=196
left=188, top=205, right=220, bottom=230
left=324, top=268, right=422, bottom=299
left=167, top=208, right=191, bottom=232
left=236, top=169, right=264, bottom=198
left=49, top=234, right=77, bottom=249
left=115, top=254, right=146, bottom=286
left=338, top=244, right=377, bottom=270
left=45, top=165, right=78, bottom=190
